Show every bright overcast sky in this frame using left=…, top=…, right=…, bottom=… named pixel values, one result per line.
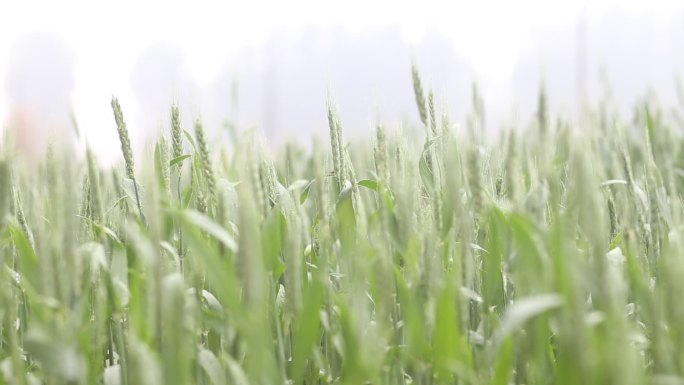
left=3, top=0, right=678, bottom=84
left=0, top=0, right=682, bottom=163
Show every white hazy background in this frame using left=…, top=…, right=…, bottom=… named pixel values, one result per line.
left=1, top=0, right=683, bottom=164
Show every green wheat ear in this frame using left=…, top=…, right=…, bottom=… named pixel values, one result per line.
left=171, top=104, right=183, bottom=162
left=11, top=173, right=33, bottom=246
left=111, top=96, right=144, bottom=221
left=327, top=97, right=345, bottom=191
left=157, top=136, right=171, bottom=200
left=374, top=123, right=389, bottom=184
left=111, top=96, right=135, bottom=180
left=411, top=63, right=428, bottom=127
left=86, top=146, right=104, bottom=223
left=428, top=89, right=438, bottom=137
left=193, top=119, right=217, bottom=213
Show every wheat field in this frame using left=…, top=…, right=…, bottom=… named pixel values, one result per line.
left=0, top=64, right=682, bottom=385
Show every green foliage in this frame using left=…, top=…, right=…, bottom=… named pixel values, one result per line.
left=1, top=66, right=683, bottom=385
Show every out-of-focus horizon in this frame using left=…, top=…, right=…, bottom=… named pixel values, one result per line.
left=1, top=0, right=683, bottom=164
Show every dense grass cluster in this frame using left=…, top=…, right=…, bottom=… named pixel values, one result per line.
left=1, top=66, right=684, bottom=385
